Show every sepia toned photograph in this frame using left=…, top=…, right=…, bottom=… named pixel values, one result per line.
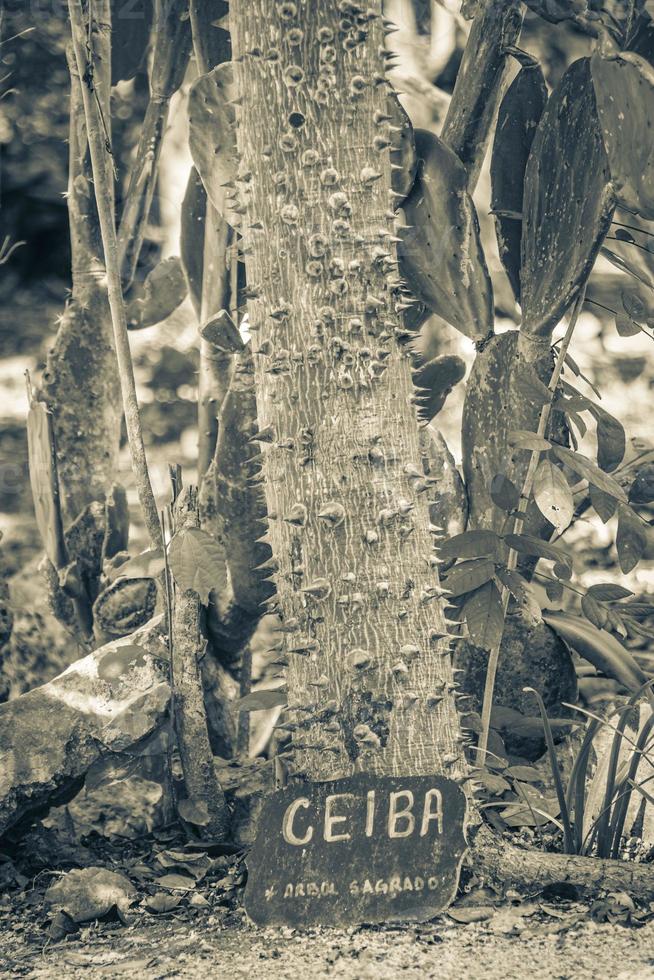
left=1, top=0, right=654, bottom=976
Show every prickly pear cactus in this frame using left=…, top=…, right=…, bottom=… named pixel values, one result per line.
left=229, top=0, right=465, bottom=783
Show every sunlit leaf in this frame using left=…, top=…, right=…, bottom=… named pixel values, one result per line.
left=168, top=528, right=228, bottom=605
left=544, top=611, right=648, bottom=692
left=587, top=583, right=633, bottom=601
left=507, top=430, right=551, bottom=452
left=591, top=51, right=654, bottom=221
left=532, top=459, right=574, bottom=533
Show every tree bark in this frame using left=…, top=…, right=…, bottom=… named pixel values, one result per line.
left=230, top=1, right=464, bottom=783
left=172, top=487, right=230, bottom=838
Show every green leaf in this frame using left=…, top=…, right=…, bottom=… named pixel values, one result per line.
left=490, top=474, right=520, bottom=512
left=532, top=459, right=574, bottom=533
left=544, top=611, right=648, bottom=692
left=591, top=51, right=654, bottom=221
left=621, top=288, right=648, bottom=322
left=168, top=528, right=228, bottom=605
left=590, top=484, right=617, bottom=524
left=507, top=430, right=552, bottom=452
left=437, top=529, right=500, bottom=561
left=462, top=581, right=505, bottom=651
left=238, top=688, right=288, bottom=712
left=504, top=533, right=572, bottom=574
left=490, top=64, right=548, bottom=301
left=587, top=583, right=634, bottom=601
left=581, top=593, right=609, bottom=630
left=443, top=558, right=496, bottom=598
left=397, top=129, right=493, bottom=342
left=521, top=58, right=614, bottom=340
left=549, top=445, right=628, bottom=502
left=616, top=503, right=647, bottom=573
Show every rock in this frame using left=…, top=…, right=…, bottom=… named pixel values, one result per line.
left=45, top=866, right=136, bottom=922
left=454, top=613, right=577, bottom=759
left=0, top=618, right=170, bottom=838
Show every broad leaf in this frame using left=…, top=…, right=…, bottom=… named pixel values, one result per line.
left=238, top=688, right=288, bottom=712
left=411, top=354, right=466, bottom=423
left=616, top=503, right=647, bottom=573
left=496, top=567, right=542, bottom=623
left=581, top=593, right=608, bottom=630
left=180, top=167, right=207, bottom=318
left=590, top=484, right=617, bottom=523
left=508, top=430, right=551, bottom=452
left=463, top=581, right=505, bottom=651
left=549, top=445, right=628, bottom=502
left=521, top=58, right=614, bottom=339
left=591, top=51, right=654, bottom=221
left=629, top=464, right=654, bottom=505
left=107, top=549, right=165, bottom=582
left=587, top=583, right=633, bottom=601
left=443, top=558, right=496, bottom=597
left=168, top=528, right=228, bottom=604
left=188, top=64, right=241, bottom=226
left=398, top=130, right=493, bottom=342
left=437, top=529, right=500, bottom=561
left=590, top=405, right=625, bottom=473
left=544, top=611, right=648, bottom=692
left=125, top=257, right=187, bottom=330
left=490, top=474, right=520, bottom=513
left=491, top=65, right=548, bottom=300
left=532, top=459, right=574, bottom=533
left=504, top=533, right=572, bottom=574
left=615, top=314, right=642, bottom=338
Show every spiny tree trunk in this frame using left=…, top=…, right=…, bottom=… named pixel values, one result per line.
left=230, top=0, right=465, bottom=783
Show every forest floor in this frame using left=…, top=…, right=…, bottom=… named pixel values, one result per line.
left=3, top=904, right=654, bottom=979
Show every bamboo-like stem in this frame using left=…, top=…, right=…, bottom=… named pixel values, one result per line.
left=68, top=0, right=163, bottom=550
left=476, top=288, right=587, bottom=765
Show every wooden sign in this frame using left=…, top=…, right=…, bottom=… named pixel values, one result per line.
left=244, top=773, right=468, bottom=927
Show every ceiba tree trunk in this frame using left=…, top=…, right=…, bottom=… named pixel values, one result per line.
left=230, top=0, right=465, bottom=783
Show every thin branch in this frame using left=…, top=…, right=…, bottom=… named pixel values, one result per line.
left=68, top=0, right=163, bottom=549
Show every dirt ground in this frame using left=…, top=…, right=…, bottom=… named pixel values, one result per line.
left=3, top=909, right=654, bottom=980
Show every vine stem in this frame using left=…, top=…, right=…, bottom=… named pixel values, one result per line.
left=476, top=287, right=587, bottom=765
left=67, top=0, right=163, bottom=550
